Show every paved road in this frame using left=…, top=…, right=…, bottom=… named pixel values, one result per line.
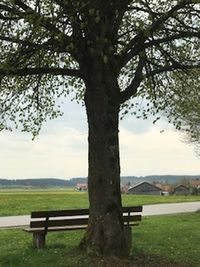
left=142, top=201, right=200, bottom=216
left=0, top=202, right=199, bottom=229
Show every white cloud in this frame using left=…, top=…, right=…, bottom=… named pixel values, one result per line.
left=0, top=126, right=88, bottom=179
left=119, top=125, right=200, bottom=176
left=0, top=107, right=199, bottom=179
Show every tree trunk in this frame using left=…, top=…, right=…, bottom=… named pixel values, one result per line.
left=80, top=63, right=129, bottom=257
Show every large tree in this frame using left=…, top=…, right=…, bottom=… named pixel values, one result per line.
left=0, top=0, right=199, bottom=257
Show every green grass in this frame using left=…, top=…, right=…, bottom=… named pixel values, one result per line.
left=133, top=213, right=200, bottom=266
left=122, top=194, right=200, bottom=206
left=0, top=213, right=199, bottom=267
left=0, top=191, right=89, bottom=216
left=0, top=189, right=200, bottom=216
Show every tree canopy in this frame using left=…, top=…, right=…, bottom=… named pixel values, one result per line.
left=0, top=1, right=199, bottom=134
left=169, top=77, right=200, bottom=156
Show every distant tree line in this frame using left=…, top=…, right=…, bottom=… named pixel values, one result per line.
left=0, top=176, right=199, bottom=188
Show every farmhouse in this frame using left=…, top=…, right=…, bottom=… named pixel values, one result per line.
left=155, top=183, right=174, bottom=195
left=173, top=185, right=190, bottom=195
left=191, top=179, right=200, bottom=189
left=128, top=181, right=162, bottom=195
left=75, top=183, right=88, bottom=191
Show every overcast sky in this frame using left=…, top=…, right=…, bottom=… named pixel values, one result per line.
left=0, top=98, right=200, bottom=180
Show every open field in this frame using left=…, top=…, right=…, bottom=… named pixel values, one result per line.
left=0, top=189, right=200, bottom=216
left=0, top=213, right=199, bottom=267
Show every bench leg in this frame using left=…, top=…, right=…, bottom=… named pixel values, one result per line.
left=33, top=232, right=46, bottom=249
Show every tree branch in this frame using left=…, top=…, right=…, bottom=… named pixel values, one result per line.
left=0, top=35, right=42, bottom=48
left=119, top=59, right=200, bottom=104
left=146, top=63, right=200, bottom=77
left=2, top=0, right=72, bottom=47
left=0, top=1, right=75, bottom=55
left=14, top=0, right=63, bottom=35
left=52, top=0, right=82, bottom=41
left=0, top=67, right=81, bottom=78
left=0, top=4, right=15, bottom=13
left=119, top=0, right=198, bottom=66
left=119, top=56, right=145, bottom=103
left=145, top=31, right=200, bottom=49
left=0, top=34, right=68, bottom=53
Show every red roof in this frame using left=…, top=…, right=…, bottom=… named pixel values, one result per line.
left=76, top=183, right=87, bottom=188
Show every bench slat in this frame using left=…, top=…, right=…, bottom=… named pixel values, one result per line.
left=25, top=225, right=87, bottom=233
left=30, top=217, right=88, bottom=228
left=31, top=206, right=142, bottom=218
left=31, top=208, right=89, bottom=218
left=25, top=222, right=140, bottom=234
left=122, top=206, right=143, bottom=213
left=30, top=214, right=141, bottom=228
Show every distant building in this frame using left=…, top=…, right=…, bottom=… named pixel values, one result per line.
left=191, top=179, right=200, bottom=189
left=173, top=185, right=190, bottom=195
left=128, top=181, right=162, bottom=195
left=156, top=183, right=174, bottom=195
left=121, top=182, right=132, bottom=194
left=75, top=183, right=88, bottom=191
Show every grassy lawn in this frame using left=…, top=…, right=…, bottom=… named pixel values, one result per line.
left=0, top=189, right=200, bottom=216
left=0, top=213, right=199, bottom=267
left=0, top=190, right=89, bottom=216
left=134, top=213, right=200, bottom=266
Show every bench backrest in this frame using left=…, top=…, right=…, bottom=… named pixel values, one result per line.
left=30, top=206, right=142, bottom=230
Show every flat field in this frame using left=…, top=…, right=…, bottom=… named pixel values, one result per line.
left=0, top=213, right=199, bottom=267
left=0, top=188, right=200, bottom=216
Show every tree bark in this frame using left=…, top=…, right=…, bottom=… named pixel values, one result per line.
left=80, top=62, right=129, bottom=257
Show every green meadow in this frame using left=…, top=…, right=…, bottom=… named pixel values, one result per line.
left=0, top=189, right=199, bottom=266
left=0, top=189, right=200, bottom=216
left=0, top=213, right=199, bottom=267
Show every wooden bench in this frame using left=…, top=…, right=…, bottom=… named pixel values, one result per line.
left=24, top=206, right=143, bottom=249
